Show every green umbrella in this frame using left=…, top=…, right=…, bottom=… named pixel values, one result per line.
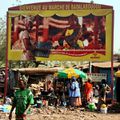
left=56, top=68, right=87, bottom=79
left=57, top=71, right=68, bottom=78
left=74, top=69, right=87, bottom=79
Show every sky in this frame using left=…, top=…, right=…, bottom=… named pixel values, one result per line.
left=0, top=0, right=120, bottom=53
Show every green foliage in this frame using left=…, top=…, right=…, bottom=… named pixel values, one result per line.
left=0, top=17, right=6, bottom=66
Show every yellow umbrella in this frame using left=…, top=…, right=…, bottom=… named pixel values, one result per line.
left=115, top=70, right=120, bottom=77
left=56, top=68, right=87, bottom=79
left=63, top=68, right=79, bottom=78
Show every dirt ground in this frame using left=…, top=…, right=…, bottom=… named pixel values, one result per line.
left=28, top=112, right=120, bottom=120
left=1, top=106, right=120, bottom=120
left=28, top=107, right=120, bottom=120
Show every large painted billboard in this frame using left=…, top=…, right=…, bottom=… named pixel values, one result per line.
left=7, top=2, right=114, bottom=61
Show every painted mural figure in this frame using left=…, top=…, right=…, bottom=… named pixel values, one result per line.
left=12, top=30, right=35, bottom=60
left=11, top=14, right=106, bottom=60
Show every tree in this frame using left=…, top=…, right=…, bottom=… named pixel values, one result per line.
left=0, top=17, right=6, bottom=66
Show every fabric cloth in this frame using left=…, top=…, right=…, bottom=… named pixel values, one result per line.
left=84, top=82, right=93, bottom=102
left=21, top=50, right=35, bottom=60
left=70, top=81, right=81, bottom=97
left=19, top=30, right=29, bottom=41
left=13, top=88, right=34, bottom=116
left=68, top=81, right=82, bottom=107
left=12, top=39, right=24, bottom=50
left=12, top=30, right=30, bottom=50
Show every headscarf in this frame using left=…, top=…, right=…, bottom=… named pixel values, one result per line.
left=71, top=76, right=76, bottom=82
left=19, top=30, right=29, bottom=49
left=19, top=75, right=28, bottom=87
left=19, top=30, right=29, bottom=40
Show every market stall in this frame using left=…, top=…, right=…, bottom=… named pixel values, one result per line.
left=9, top=67, right=63, bottom=106
left=115, top=70, right=120, bottom=102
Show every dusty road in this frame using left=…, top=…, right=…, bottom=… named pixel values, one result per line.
left=1, top=107, right=120, bottom=120
left=27, top=107, right=120, bottom=120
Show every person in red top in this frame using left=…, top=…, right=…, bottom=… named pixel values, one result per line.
left=84, top=78, right=93, bottom=104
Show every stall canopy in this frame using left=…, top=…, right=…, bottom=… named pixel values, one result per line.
left=12, top=67, right=63, bottom=75
left=115, top=70, right=120, bottom=77
left=55, top=68, right=87, bottom=79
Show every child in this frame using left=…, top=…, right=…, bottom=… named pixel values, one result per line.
left=9, top=76, right=34, bottom=120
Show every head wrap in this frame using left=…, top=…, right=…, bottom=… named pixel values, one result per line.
left=19, top=30, right=30, bottom=49
left=88, top=77, right=92, bottom=82
left=19, top=30, right=29, bottom=40
left=72, top=76, right=76, bottom=81
left=19, top=75, right=28, bottom=86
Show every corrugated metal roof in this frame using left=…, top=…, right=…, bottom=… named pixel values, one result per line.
left=78, top=62, right=120, bottom=69
left=92, top=62, right=120, bottom=68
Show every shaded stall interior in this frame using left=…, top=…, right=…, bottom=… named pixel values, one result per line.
left=115, top=70, right=120, bottom=102
left=0, top=68, right=5, bottom=97
left=8, top=67, right=63, bottom=106
left=54, top=77, right=84, bottom=106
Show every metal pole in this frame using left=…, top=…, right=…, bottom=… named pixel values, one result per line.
left=89, top=61, right=92, bottom=73
left=111, top=10, right=115, bottom=103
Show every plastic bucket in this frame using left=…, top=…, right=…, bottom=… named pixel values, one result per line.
left=100, top=107, right=107, bottom=114
left=89, top=104, right=95, bottom=111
